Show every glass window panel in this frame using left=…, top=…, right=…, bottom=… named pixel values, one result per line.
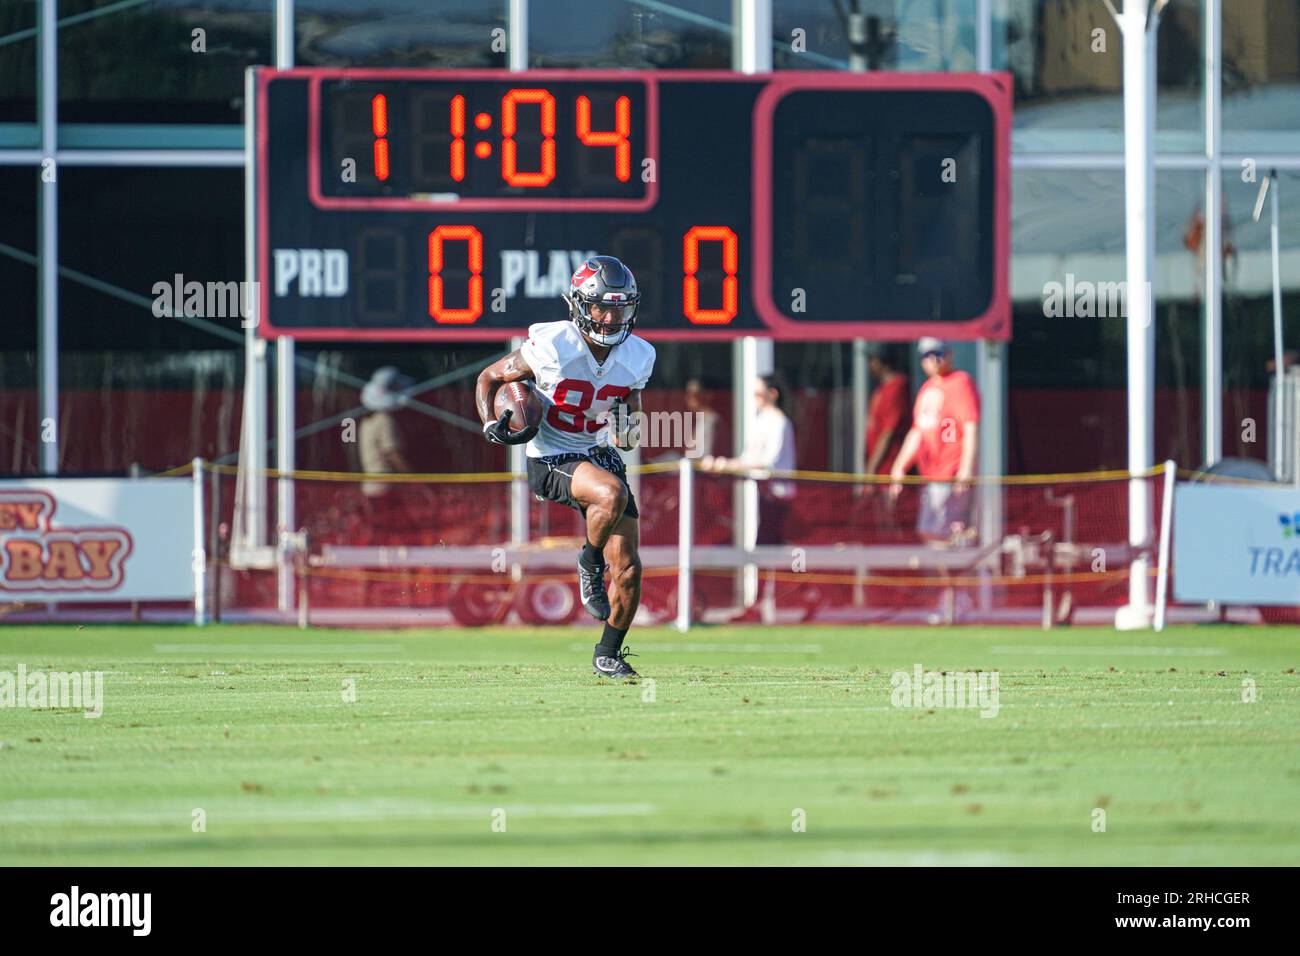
left=58, top=0, right=273, bottom=124
left=773, top=0, right=976, bottom=71
left=997, top=0, right=1203, bottom=152
left=297, top=0, right=506, bottom=68
left=1009, top=169, right=1207, bottom=470
left=0, top=0, right=37, bottom=124
left=57, top=168, right=244, bottom=471
left=1220, top=168, right=1300, bottom=460
left=0, top=167, right=38, bottom=474
left=529, top=0, right=731, bottom=68
left=1222, top=0, right=1300, bottom=152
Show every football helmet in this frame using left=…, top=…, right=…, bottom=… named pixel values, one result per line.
left=563, top=255, right=639, bottom=347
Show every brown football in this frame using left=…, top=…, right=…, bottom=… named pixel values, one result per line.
left=493, top=381, right=543, bottom=434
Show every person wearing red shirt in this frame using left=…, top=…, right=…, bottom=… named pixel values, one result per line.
left=864, top=349, right=910, bottom=477
left=889, top=338, right=981, bottom=543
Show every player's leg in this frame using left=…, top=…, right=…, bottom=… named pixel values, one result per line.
left=593, top=512, right=641, bottom=680
left=569, top=460, right=628, bottom=552
left=603, top=512, right=641, bottom=630
left=568, top=459, right=629, bottom=621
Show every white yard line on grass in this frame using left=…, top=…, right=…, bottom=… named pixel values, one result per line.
left=570, top=643, right=823, bottom=654
left=153, top=644, right=404, bottom=654
left=989, top=645, right=1227, bottom=657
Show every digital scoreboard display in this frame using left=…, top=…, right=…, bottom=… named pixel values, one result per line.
left=253, top=69, right=1011, bottom=341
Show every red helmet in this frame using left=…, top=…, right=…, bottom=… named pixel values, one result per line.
left=563, top=255, right=639, bottom=347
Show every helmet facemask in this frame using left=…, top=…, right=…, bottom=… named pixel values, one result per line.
left=567, top=294, right=638, bottom=347
left=564, top=256, right=640, bottom=348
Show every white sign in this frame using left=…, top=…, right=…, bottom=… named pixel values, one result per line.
left=1174, top=483, right=1300, bottom=606
left=0, top=479, right=196, bottom=602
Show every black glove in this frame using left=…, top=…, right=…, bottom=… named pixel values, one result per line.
left=482, top=410, right=512, bottom=445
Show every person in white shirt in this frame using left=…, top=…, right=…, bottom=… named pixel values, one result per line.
left=703, top=374, right=797, bottom=544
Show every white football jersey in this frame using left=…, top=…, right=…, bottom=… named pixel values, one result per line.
left=519, top=321, right=656, bottom=458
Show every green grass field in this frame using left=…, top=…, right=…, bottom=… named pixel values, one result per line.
left=1, top=623, right=1298, bottom=866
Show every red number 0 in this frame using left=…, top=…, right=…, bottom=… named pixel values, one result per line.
left=682, top=225, right=738, bottom=324
left=547, top=380, right=631, bottom=434
left=428, top=225, right=483, bottom=324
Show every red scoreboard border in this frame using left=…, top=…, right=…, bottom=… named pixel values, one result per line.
left=751, top=71, right=1012, bottom=342
left=255, top=68, right=1012, bottom=343
left=304, top=69, right=660, bottom=213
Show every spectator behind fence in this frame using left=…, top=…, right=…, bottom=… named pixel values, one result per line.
left=359, top=366, right=415, bottom=500
left=683, top=378, right=719, bottom=459
left=703, top=374, right=796, bottom=544
left=889, top=338, right=980, bottom=545
left=864, top=347, right=911, bottom=478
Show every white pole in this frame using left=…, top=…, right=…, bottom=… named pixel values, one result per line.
left=1154, top=459, right=1176, bottom=632
left=37, top=0, right=57, bottom=474
left=277, top=338, right=296, bottom=616
left=738, top=0, right=772, bottom=73
left=1114, top=0, right=1160, bottom=630
left=508, top=0, right=529, bottom=71
left=508, top=337, right=528, bottom=558
left=851, top=340, right=868, bottom=483
left=242, top=67, right=267, bottom=552
left=1203, top=0, right=1223, bottom=466
left=193, top=458, right=208, bottom=626
left=1270, top=171, right=1285, bottom=479
left=676, top=455, right=694, bottom=632
left=274, top=0, right=296, bottom=616
left=275, top=0, right=294, bottom=68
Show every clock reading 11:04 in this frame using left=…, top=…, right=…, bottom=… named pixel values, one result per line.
left=317, top=78, right=651, bottom=208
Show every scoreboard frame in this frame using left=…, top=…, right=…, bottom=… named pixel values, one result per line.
left=253, top=68, right=1012, bottom=342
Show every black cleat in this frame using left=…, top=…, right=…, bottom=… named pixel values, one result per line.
left=578, top=554, right=611, bottom=621
left=593, top=645, right=639, bottom=681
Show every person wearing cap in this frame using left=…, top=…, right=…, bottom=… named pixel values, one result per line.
left=359, top=366, right=415, bottom=500
left=889, top=338, right=981, bottom=543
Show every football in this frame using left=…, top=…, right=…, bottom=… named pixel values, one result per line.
left=493, top=381, right=543, bottom=435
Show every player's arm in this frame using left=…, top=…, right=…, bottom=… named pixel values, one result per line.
left=888, top=427, right=922, bottom=499
left=475, top=349, right=535, bottom=444
left=955, top=421, right=979, bottom=491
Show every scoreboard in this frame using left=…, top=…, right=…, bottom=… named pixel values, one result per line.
left=252, top=69, right=1011, bottom=341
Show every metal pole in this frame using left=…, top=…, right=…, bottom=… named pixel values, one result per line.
left=1113, top=0, right=1160, bottom=629
left=676, top=455, right=694, bottom=632
left=737, top=0, right=770, bottom=607
left=242, top=67, right=267, bottom=550
left=1154, top=459, right=1176, bottom=632
left=275, top=0, right=295, bottom=613
left=37, top=0, right=57, bottom=474
left=508, top=0, right=528, bottom=71
left=1270, top=170, right=1285, bottom=478
left=508, top=336, right=528, bottom=554
left=276, top=337, right=296, bottom=615
left=193, top=458, right=208, bottom=626
left=275, top=0, right=294, bottom=68
left=975, top=0, right=1001, bottom=612
left=738, top=0, right=772, bottom=73
left=1203, top=0, right=1223, bottom=467
left=851, top=339, right=868, bottom=482
left=975, top=0, right=993, bottom=73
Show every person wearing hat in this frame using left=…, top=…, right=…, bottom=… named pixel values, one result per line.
left=888, top=338, right=980, bottom=544
left=359, top=366, right=415, bottom=500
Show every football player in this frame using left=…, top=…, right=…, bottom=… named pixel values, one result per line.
left=475, top=256, right=655, bottom=682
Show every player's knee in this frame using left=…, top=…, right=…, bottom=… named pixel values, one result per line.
left=593, top=479, right=627, bottom=515
left=613, top=555, right=642, bottom=592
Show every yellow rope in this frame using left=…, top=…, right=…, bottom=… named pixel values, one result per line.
left=172, top=459, right=1169, bottom=485
left=298, top=565, right=678, bottom=584
left=692, top=567, right=1150, bottom=587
